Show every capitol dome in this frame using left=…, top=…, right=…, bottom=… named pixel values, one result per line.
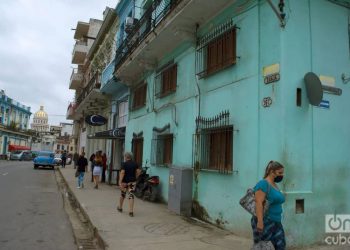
left=31, top=106, right=49, bottom=132
left=34, top=106, right=48, bottom=119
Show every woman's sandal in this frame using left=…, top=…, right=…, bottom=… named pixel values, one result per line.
left=117, top=207, right=122, bottom=212
left=129, top=212, right=134, bottom=217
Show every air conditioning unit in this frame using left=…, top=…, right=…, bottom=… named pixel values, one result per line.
left=125, top=17, right=138, bottom=33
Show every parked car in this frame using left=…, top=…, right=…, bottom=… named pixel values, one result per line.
left=54, top=154, right=62, bottom=166
left=53, top=153, right=72, bottom=166
left=10, top=150, right=33, bottom=161
left=33, top=151, right=56, bottom=169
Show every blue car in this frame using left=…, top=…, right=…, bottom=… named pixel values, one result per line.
left=33, top=151, right=56, bottom=170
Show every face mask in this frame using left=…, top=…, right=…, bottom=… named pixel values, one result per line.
left=274, top=175, right=284, bottom=183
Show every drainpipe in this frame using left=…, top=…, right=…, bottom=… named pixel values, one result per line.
left=194, top=23, right=201, bottom=125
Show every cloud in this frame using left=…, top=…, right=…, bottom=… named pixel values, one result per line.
left=0, top=0, right=119, bottom=125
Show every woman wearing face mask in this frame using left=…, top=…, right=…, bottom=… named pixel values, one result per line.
left=251, top=160, right=286, bottom=250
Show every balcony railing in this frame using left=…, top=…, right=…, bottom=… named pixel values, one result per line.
left=66, top=102, right=76, bottom=119
left=76, top=73, right=101, bottom=106
left=72, top=40, right=89, bottom=64
left=69, top=68, right=84, bottom=89
left=115, top=0, right=182, bottom=72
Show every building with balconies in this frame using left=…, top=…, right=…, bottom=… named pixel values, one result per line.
left=67, top=7, right=128, bottom=175
left=0, top=89, right=32, bottom=156
left=112, top=0, right=350, bottom=247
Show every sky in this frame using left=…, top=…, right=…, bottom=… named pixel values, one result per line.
left=0, top=0, right=119, bottom=126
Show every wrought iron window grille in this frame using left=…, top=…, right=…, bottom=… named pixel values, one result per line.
left=155, top=62, right=178, bottom=98
left=193, top=111, right=233, bottom=174
left=131, top=83, right=147, bottom=110
left=150, top=123, right=173, bottom=166
left=195, top=19, right=240, bottom=79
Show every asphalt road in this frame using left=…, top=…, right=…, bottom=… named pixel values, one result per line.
left=0, top=160, right=76, bottom=250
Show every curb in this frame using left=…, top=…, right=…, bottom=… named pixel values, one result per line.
left=57, top=167, right=108, bottom=250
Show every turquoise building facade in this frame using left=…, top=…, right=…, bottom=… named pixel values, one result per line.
left=106, top=0, right=350, bottom=247
left=0, top=90, right=32, bottom=155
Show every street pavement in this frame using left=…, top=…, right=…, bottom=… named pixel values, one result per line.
left=59, top=164, right=349, bottom=250
left=0, top=160, right=76, bottom=250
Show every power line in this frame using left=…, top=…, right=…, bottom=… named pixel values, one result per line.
left=47, top=114, right=66, bottom=117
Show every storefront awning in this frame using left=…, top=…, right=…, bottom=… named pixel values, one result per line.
left=87, top=127, right=125, bottom=139
left=8, top=145, right=31, bottom=151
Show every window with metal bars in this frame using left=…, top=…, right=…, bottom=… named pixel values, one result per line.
left=193, top=111, right=233, bottom=173
left=151, top=133, right=173, bottom=166
left=132, top=137, right=143, bottom=167
left=196, top=20, right=237, bottom=78
left=131, top=83, right=147, bottom=110
left=155, top=63, right=177, bottom=98
left=206, top=29, right=236, bottom=75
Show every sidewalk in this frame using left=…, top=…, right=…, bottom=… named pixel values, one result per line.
left=58, top=165, right=345, bottom=250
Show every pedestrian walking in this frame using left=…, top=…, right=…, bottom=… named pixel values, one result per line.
left=89, top=153, right=95, bottom=182
left=117, top=152, right=141, bottom=217
left=92, top=151, right=103, bottom=189
left=61, top=150, right=67, bottom=168
left=73, top=152, right=79, bottom=169
left=76, top=152, right=88, bottom=189
left=101, top=153, right=107, bottom=183
left=251, top=160, right=286, bottom=250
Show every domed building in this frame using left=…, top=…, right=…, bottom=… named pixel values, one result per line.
left=31, top=106, right=49, bottom=132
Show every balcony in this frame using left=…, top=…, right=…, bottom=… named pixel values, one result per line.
left=66, top=102, right=77, bottom=120
left=69, top=69, right=84, bottom=89
left=74, top=73, right=108, bottom=116
left=71, top=122, right=80, bottom=139
left=114, top=0, right=232, bottom=86
left=72, top=40, right=88, bottom=64
left=74, top=21, right=89, bottom=40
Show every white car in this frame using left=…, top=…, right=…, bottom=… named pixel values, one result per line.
left=54, top=154, right=62, bottom=166
left=54, top=154, right=72, bottom=166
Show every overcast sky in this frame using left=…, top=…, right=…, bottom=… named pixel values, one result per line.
left=0, top=0, right=119, bottom=126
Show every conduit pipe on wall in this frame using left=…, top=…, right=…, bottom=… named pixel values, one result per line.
left=266, top=0, right=286, bottom=27
left=153, top=103, right=178, bottom=127
left=194, top=23, right=201, bottom=131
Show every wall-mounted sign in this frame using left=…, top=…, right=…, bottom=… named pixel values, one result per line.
left=263, top=63, right=280, bottom=84
left=262, top=97, right=273, bottom=108
left=322, top=85, right=342, bottom=96
left=264, top=73, right=280, bottom=84
left=319, top=75, right=335, bottom=87
left=85, top=115, right=107, bottom=126
left=318, top=100, right=330, bottom=109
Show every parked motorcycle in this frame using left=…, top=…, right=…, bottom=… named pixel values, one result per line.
left=135, top=165, right=160, bottom=202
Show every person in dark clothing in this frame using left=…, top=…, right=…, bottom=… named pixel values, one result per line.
left=76, top=152, right=88, bottom=188
left=61, top=150, right=67, bottom=168
left=101, top=153, right=107, bottom=183
left=89, top=153, right=95, bottom=182
left=117, top=152, right=141, bottom=217
left=73, top=152, right=79, bottom=169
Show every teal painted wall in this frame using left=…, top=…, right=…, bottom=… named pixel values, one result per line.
left=279, top=0, right=350, bottom=246
left=119, top=0, right=350, bottom=247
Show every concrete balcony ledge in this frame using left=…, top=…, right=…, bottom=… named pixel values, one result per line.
left=72, top=41, right=89, bottom=64
left=69, top=70, right=84, bottom=90
left=66, top=102, right=78, bottom=120
left=114, top=0, right=233, bottom=86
